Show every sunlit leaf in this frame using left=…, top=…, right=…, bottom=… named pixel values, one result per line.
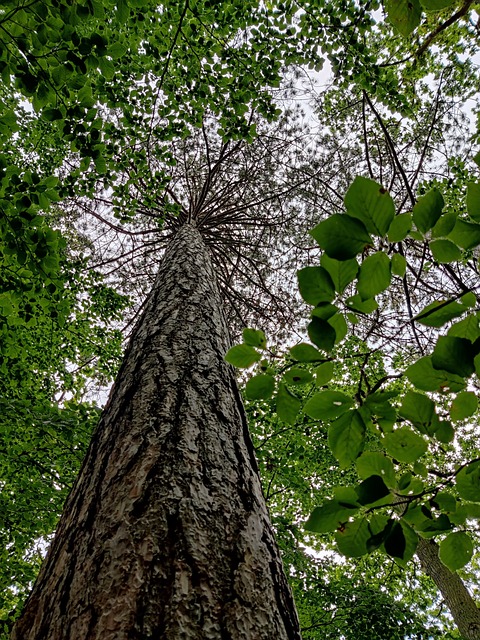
left=225, top=344, right=261, bottom=368
left=467, top=182, right=480, bottom=222
left=450, top=391, right=478, bottom=421
left=344, top=176, right=395, bottom=236
left=388, top=214, right=412, bottom=242
left=439, top=532, right=474, bottom=571
left=243, top=327, right=266, bottom=349
left=328, top=410, right=365, bottom=468
left=456, top=461, right=480, bottom=502
left=383, top=427, right=427, bottom=463
left=357, top=252, right=391, bottom=300
left=320, top=254, right=358, bottom=293
left=406, top=356, right=466, bottom=393
left=356, top=452, right=396, bottom=488
left=386, top=0, right=421, bottom=35
left=413, top=188, right=444, bottom=233
left=306, top=499, right=359, bottom=534
left=245, top=374, right=275, bottom=400
left=304, top=390, right=354, bottom=420
left=430, top=239, right=462, bottom=263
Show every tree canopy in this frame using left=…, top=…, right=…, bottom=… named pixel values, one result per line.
left=2, top=0, right=480, bottom=637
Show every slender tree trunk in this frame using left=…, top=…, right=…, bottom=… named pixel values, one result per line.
left=12, top=224, right=301, bottom=640
left=416, top=538, right=480, bottom=640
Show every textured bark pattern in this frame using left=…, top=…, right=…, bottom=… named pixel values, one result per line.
left=13, top=224, right=301, bottom=640
left=416, top=538, right=480, bottom=640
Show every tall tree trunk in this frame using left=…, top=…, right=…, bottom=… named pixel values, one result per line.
left=12, top=224, right=301, bottom=640
left=416, top=538, right=480, bottom=640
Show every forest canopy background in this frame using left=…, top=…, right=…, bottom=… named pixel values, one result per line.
left=1, top=0, right=480, bottom=638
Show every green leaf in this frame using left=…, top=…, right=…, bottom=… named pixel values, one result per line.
left=297, top=266, right=335, bottom=305
left=413, top=188, right=444, bottom=233
left=356, top=475, right=391, bottom=506
left=435, top=420, right=454, bottom=443
left=310, top=214, right=372, bottom=260
left=448, top=314, right=480, bottom=342
left=439, top=532, right=474, bottom=571
left=289, top=343, right=324, bottom=362
left=335, top=517, right=370, bottom=557
left=344, top=176, right=395, bottom=236
left=432, top=211, right=458, bottom=238
left=383, top=427, right=427, bottom=463
left=98, top=57, right=115, bottom=79
left=415, top=299, right=468, bottom=327
left=117, top=0, right=130, bottom=21
left=276, top=383, right=301, bottom=424
left=398, top=390, right=436, bottom=435
left=406, top=356, right=466, bottom=393
left=311, top=303, right=338, bottom=320
left=356, top=452, right=396, bottom=488
left=320, top=254, right=358, bottom=293
left=345, top=294, right=378, bottom=314
left=450, top=502, right=480, bottom=525
left=304, top=390, right=354, bottom=420
left=42, top=107, right=63, bottom=121
left=94, top=156, right=107, bottom=173
left=391, top=253, right=406, bottom=277
left=461, top=293, right=477, bottom=308
left=388, top=214, right=412, bottom=242
left=307, top=316, right=336, bottom=352
left=333, top=486, right=359, bottom=504
left=433, top=491, right=457, bottom=512
left=362, top=394, right=397, bottom=432
left=413, top=461, right=428, bottom=477
left=417, top=513, right=452, bottom=537
left=243, top=327, right=266, bottom=349
left=328, top=313, right=348, bottom=344
left=420, top=0, right=456, bottom=9
left=448, top=219, right=480, bottom=250
left=283, top=367, right=313, bottom=385
left=450, top=391, right=478, bottom=421
left=431, top=336, right=475, bottom=378
left=456, top=460, right=480, bottom=502
left=108, top=42, right=128, bottom=58
left=386, top=0, right=421, bottom=35
left=467, top=182, right=480, bottom=222
left=430, top=239, right=462, bottom=263
left=357, top=252, right=391, bottom=300
left=328, top=410, right=366, bottom=468
left=245, top=374, right=275, bottom=400
left=305, top=499, right=359, bottom=534
left=225, top=344, right=261, bottom=368
left=315, top=361, right=334, bottom=386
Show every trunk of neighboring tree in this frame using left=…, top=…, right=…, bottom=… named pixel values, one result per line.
left=416, top=538, right=480, bottom=640
left=12, top=224, right=301, bottom=640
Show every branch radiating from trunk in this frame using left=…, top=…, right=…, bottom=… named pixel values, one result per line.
left=416, top=538, right=480, bottom=640
left=12, top=224, right=301, bottom=639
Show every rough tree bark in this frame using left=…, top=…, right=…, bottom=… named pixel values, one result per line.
left=12, top=224, right=301, bottom=639
left=416, top=538, right=480, bottom=640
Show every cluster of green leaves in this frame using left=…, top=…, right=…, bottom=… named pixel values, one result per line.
left=0, top=400, right=97, bottom=635
left=229, top=172, right=480, bottom=573
left=385, top=0, right=459, bottom=38
left=0, top=245, right=128, bottom=632
left=246, top=350, right=462, bottom=638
